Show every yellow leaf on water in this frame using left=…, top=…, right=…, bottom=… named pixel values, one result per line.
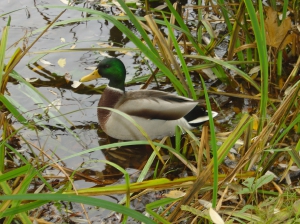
left=58, top=58, right=66, bottom=68
left=71, top=81, right=81, bottom=88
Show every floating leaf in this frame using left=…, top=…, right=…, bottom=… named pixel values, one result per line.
left=58, top=58, right=66, bottom=68
left=49, top=90, right=58, bottom=96
left=71, top=81, right=82, bottom=88
left=60, top=37, right=66, bottom=43
left=25, top=78, right=39, bottom=82
left=60, top=0, right=70, bottom=4
left=99, top=52, right=113, bottom=58
left=97, top=42, right=112, bottom=48
left=39, top=59, right=53, bottom=65
left=85, top=66, right=97, bottom=71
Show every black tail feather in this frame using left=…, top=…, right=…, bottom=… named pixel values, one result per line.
left=184, top=105, right=208, bottom=127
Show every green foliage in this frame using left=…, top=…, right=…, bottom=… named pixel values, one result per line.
left=238, top=175, right=274, bottom=194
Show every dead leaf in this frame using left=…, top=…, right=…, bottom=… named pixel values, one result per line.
left=264, top=7, right=294, bottom=49
left=198, top=199, right=212, bottom=208
left=58, top=58, right=66, bottom=68
left=209, top=208, right=224, bottom=224
left=34, top=183, right=45, bottom=194
left=252, top=114, right=259, bottom=131
left=60, top=37, right=66, bottom=43
left=248, top=65, right=261, bottom=75
left=201, top=68, right=217, bottom=80
left=164, top=190, right=186, bottom=199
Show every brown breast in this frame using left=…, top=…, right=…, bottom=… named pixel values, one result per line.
left=97, top=87, right=123, bottom=131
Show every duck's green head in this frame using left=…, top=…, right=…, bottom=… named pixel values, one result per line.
left=80, top=58, right=126, bottom=91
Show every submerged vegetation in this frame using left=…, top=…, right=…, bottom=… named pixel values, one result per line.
left=0, top=0, right=300, bottom=223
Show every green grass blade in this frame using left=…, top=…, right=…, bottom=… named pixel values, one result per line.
left=164, top=0, right=228, bottom=82
left=146, top=198, right=179, bottom=224
left=0, top=16, right=10, bottom=82
left=244, top=0, right=268, bottom=132
left=97, top=159, right=130, bottom=222
left=163, top=13, right=196, bottom=99
left=0, top=165, right=31, bottom=183
left=0, top=194, right=157, bottom=223
left=0, top=94, right=28, bottom=125
left=216, top=114, right=253, bottom=164
left=200, top=75, right=218, bottom=208
left=186, top=55, right=261, bottom=91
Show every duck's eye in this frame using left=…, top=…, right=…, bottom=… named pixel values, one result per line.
left=105, top=64, right=110, bottom=68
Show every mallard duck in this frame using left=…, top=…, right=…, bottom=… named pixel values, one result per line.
left=80, top=58, right=217, bottom=140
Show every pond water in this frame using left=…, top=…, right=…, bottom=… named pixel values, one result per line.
left=1, top=0, right=235, bottom=222
left=2, top=0, right=154, bottom=174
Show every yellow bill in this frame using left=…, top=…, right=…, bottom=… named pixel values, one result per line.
left=80, top=69, right=102, bottom=82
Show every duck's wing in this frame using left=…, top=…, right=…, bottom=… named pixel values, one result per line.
left=115, top=90, right=198, bottom=120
